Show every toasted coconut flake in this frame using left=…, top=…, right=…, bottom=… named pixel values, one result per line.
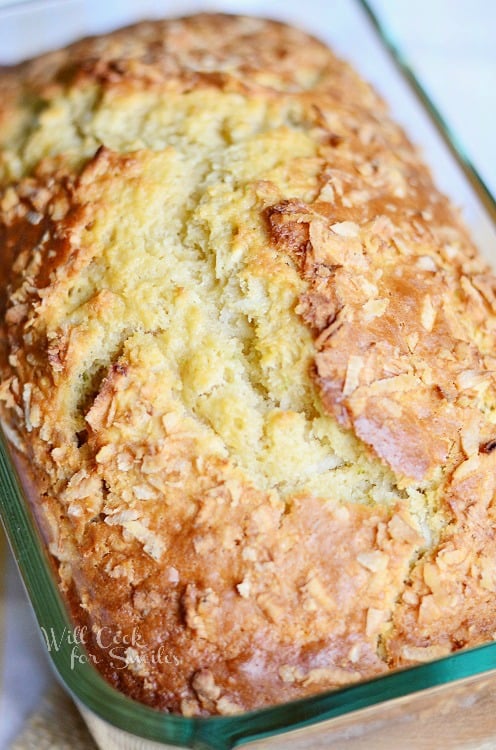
left=388, top=514, right=419, bottom=543
left=342, top=355, right=364, bottom=397
left=366, top=607, right=387, bottom=637
left=402, top=589, right=419, bottom=606
left=304, top=576, right=335, bottom=612
left=133, top=484, right=156, bottom=500
left=22, top=383, right=33, bottom=432
left=236, top=578, right=251, bottom=599
left=122, top=520, right=165, bottom=561
left=279, top=665, right=304, bottom=684
left=400, top=644, right=451, bottom=662
left=362, top=298, right=389, bottom=322
left=460, top=416, right=480, bottom=458
left=117, top=451, right=134, bottom=471
left=216, top=696, right=243, bottom=715
left=95, top=444, right=115, bottom=463
left=368, top=374, right=420, bottom=395
left=357, top=551, right=388, bottom=573
left=192, top=669, right=221, bottom=701
left=105, top=509, right=141, bottom=525
left=453, top=454, right=481, bottom=481
left=318, top=182, right=335, bottom=201
left=371, top=215, right=394, bottom=238
left=167, top=566, right=180, bottom=584
left=457, top=370, right=488, bottom=391
left=330, top=220, right=360, bottom=237
left=420, top=295, right=436, bottom=332
left=416, top=255, right=437, bottom=271
left=348, top=644, right=361, bottom=663
left=302, top=667, right=361, bottom=686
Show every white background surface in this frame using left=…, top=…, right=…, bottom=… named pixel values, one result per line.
left=0, top=1, right=495, bottom=747
left=373, top=0, right=496, bottom=197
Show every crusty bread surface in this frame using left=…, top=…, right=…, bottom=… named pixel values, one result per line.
left=1, top=14, right=496, bottom=715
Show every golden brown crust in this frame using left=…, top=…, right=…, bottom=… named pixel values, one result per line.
left=0, top=13, right=355, bottom=104
left=2, top=13, right=496, bottom=715
left=265, top=198, right=494, bottom=483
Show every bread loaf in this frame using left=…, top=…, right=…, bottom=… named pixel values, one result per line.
left=1, top=14, right=496, bottom=715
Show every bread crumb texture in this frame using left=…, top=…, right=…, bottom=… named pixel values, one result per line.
left=2, top=14, right=496, bottom=714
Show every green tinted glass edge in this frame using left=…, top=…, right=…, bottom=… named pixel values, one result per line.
left=1, top=1, right=496, bottom=748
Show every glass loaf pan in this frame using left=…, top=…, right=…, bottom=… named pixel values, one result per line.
left=1, top=0, right=496, bottom=748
